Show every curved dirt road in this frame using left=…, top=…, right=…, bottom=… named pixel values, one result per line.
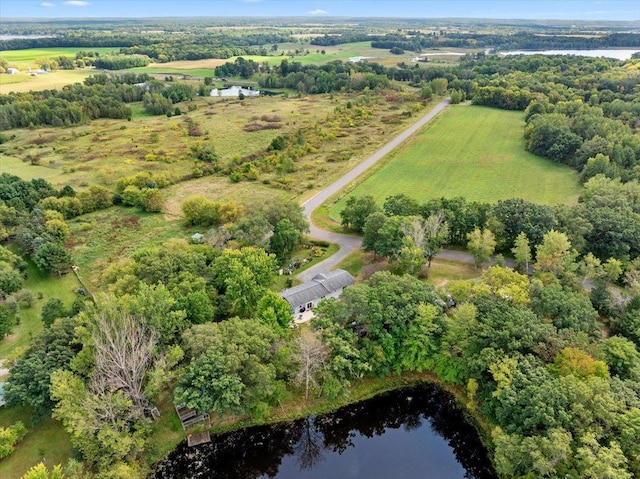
left=298, top=98, right=450, bottom=282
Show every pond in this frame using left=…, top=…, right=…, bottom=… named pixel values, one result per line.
left=153, top=384, right=496, bottom=479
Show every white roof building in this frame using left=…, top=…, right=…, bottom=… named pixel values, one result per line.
left=6, top=68, right=19, bottom=74
left=279, top=269, right=356, bottom=315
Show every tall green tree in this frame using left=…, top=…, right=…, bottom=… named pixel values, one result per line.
left=269, top=218, right=302, bottom=263
left=34, top=242, right=72, bottom=276
left=467, top=228, right=496, bottom=268
left=177, top=318, right=289, bottom=419
left=212, top=247, right=277, bottom=317
left=340, top=195, right=379, bottom=233
left=535, top=230, right=576, bottom=277
left=511, top=232, right=532, bottom=273
left=4, top=317, right=79, bottom=419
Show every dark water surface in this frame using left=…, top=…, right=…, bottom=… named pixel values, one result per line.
left=153, top=384, right=496, bottom=479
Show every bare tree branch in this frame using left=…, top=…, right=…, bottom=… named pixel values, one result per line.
left=294, top=332, right=328, bottom=400
left=90, top=303, right=157, bottom=417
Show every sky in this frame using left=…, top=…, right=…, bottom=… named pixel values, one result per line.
left=1, top=0, right=639, bottom=21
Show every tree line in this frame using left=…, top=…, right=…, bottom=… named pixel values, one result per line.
left=0, top=31, right=292, bottom=63
left=311, top=30, right=640, bottom=52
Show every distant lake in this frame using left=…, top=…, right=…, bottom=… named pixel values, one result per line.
left=501, top=49, right=640, bottom=60
left=0, top=35, right=55, bottom=40
left=153, top=384, right=496, bottom=479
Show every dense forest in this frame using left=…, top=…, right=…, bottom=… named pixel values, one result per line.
left=2, top=17, right=640, bottom=479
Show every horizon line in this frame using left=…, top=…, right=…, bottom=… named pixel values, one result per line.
left=2, top=15, right=640, bottom=23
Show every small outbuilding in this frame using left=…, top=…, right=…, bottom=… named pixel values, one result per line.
left=279, top=269, right=355, bottom=314
left=6, top=68, right=19, bottom=75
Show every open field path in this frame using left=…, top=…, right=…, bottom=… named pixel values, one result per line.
left=298, top=98, right=450, bottom=282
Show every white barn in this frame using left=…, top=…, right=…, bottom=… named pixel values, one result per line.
left=6, top=68, right=19, bottom=75
left=210, top=85, right=260, bottom=98
left=279, top=269, right=355, bottom=315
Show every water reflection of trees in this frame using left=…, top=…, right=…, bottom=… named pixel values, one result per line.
left=294, top=416, right=324, bottom=470
left=153, top=384, right=496, bottom=479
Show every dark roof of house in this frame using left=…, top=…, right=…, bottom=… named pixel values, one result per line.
left=279, top=269, right=355, bottom=307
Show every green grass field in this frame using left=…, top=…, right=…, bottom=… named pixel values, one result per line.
left=0, top=253, right=79, bottom=358
left=0, top=47, right=119, bottom=65
left=129, top=66, right=219, bottom=77
left=328, top=105, right=581, bottom=220
left=0, top=405, right=73, bottom=479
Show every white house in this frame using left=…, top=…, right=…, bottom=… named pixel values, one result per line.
left=279, top=269, right=355, bottom=315
left=210, top=85, right=260, bottom=98
left=6, top=68, right=19, bottom=75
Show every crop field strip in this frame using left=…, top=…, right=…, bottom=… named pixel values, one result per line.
left=329, top=105, right=581, bottom=220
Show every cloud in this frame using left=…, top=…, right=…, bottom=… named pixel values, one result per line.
left=308, top=9, right=328, bottom=15
left=40, top=2, right=55, bottom=6
left=63, top=1, right=90, bottom=6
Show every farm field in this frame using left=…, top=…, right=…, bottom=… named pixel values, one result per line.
left=328, top=105, right=581, bottom=220
left=0, top=47, right=119, bottom=65
left=131, top=42, right=470, bottom=77
left=261, top=42, right=473, bottom=67
left=0, top=69, right=95, bottom=93
left=0, top=42, right=471, bottom=93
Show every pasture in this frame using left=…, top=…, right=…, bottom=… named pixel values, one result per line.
left=328, top=105, right=581, bottom=220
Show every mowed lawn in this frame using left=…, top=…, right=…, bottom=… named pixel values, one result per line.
left=329, top=105, right=580, bottom=219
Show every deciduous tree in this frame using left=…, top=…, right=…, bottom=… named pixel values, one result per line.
left=467, top=228, right=496, bottom=268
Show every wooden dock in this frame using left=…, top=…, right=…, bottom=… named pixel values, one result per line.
left=187, top=431, right=211, bottom=447
left=174, top=403, right=212, bottom=446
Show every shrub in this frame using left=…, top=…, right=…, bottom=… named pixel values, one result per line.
left=0, top=422, right=27, bottom=459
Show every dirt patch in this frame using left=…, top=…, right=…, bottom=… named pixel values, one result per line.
left=146, top=59, right=228, bottom=70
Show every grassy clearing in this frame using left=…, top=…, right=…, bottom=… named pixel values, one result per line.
left=0, top=253, right=79, bottom=359
left=310, top=205, right=345, bottom=234
left=426, top=259, right=480, bottom=287
left=328, top=105, right=581, bottom=220
left=129, top=66, right=218, bottom=78
left=0, top=406, right=73, bottom=479
left=0, top=156, right=69, bottom=184
left=0, top=417, right=73, bottom=479
left=164, top=176, right=289, bottom=219
left=69, top=207, right=184, bottom=289
left=336, top=249, right=368, bottom=279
